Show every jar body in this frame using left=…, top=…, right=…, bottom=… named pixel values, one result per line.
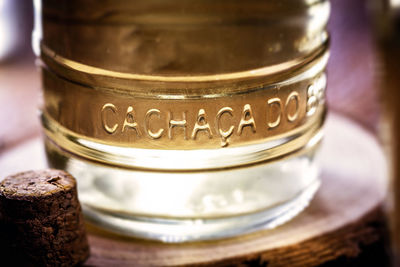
left=34, top=0, right=330, bottom=242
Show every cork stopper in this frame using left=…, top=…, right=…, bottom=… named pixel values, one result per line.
left=0, top=169, right=89, bottom=266
left=1, top=169, right=75, bottom=198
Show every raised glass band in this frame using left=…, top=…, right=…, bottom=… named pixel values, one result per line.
left=40, top=45, right=327, bottom=171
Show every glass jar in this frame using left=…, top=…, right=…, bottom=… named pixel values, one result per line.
left=33, top=0, right=330, bottom=242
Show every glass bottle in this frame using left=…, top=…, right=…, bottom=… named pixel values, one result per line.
left=33, top=0, right=330, bottom=242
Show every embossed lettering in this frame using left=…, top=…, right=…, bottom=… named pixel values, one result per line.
left=285, top=91, right=300, bottom=122
left=168, top=111, right=187, bottom=140
left=307, top=84, right=318, bottom=116
left=237, top=104, right=256, bottom=135
left=145, top=109, right=164, bottom=139
left=122, top=106, right=141, bottom=136
left=216, top=107, right=234, bottom=147
left=191, top=109, right=212, bottom=140
left=100, top=84, right=310, bottom=145
left=267, top=98, right=282, bottom=129
left=101, top=103, right=118, bottom=134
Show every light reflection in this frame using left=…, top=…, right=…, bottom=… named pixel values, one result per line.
left=32, top=0, right=42, bottom=56
left=391, top=0, right=400, bottom=9
left=0, top=0, right=17, bottom=61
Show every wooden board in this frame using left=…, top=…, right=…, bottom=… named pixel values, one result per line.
left=0, top=113, right=388, bottom=266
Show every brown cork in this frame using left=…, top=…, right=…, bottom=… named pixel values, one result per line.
left=0, top=169, right=89, bottom=266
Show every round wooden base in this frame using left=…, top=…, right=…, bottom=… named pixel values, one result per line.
left=0, top=113, right=388, bottom=266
